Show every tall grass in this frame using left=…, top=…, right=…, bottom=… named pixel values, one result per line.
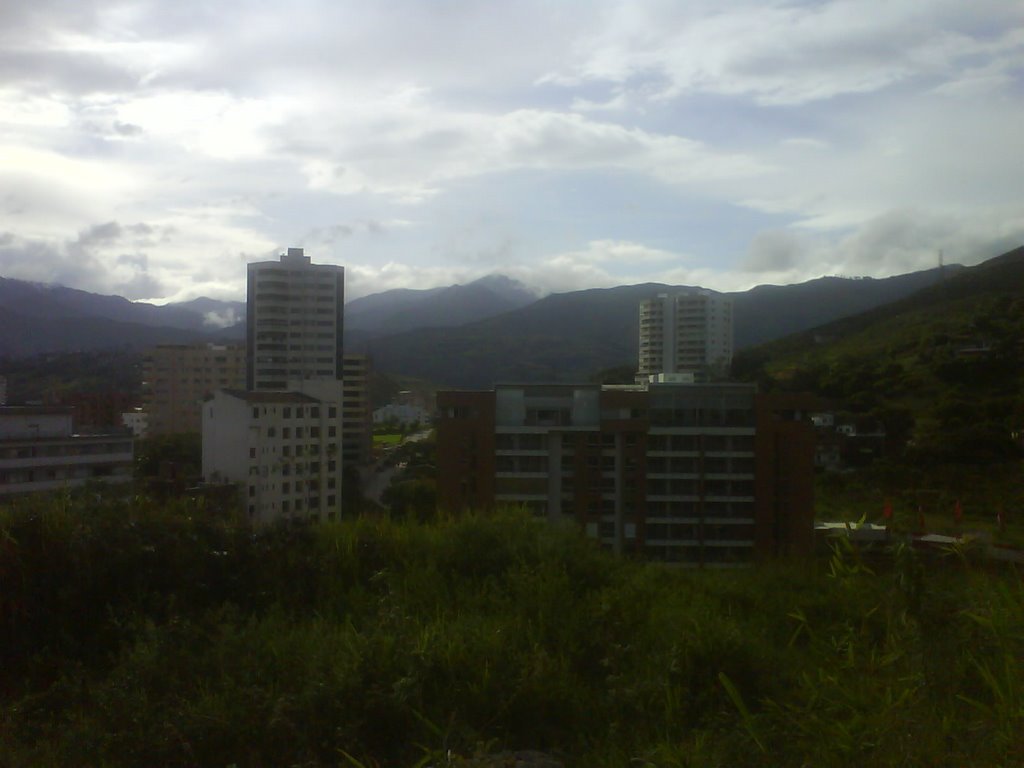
left=1, top=494, right=1021, bottom=766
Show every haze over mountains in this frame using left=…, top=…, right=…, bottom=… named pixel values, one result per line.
left=0, top=255, right=988, bottom=388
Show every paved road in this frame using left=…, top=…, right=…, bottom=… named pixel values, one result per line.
left=363, top=429, right=433, bottom=503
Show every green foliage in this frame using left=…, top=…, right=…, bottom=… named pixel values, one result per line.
left=0, top=350, right=143, bottom=403
left=134, top=432, right=202, bottom=478
left=737, top=253, right=1024, bottom=467
left=2, top=497, right=1023, bottom=767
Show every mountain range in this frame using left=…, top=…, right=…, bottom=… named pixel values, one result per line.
left=736, top=245, right=1024, bottom=464
left=0, top=259, right=981, bottom=388
left=346, top=267, right=956, bottom=387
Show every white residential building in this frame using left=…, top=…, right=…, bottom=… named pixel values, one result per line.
left=638, top=291, right=734, bottom=380
left=246, top=248, right=345, bottom=391
left=373, top=403, right=431, bottom=428
left=202, top=380, right=344, bottom=524
left=121, top=409, right=149, bottom=438
left=0, top=406, right=134, bottom=497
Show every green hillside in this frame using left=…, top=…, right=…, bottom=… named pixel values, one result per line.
left=735, top=246, right=1024, bottom=464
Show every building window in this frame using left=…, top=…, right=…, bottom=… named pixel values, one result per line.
left=328, top=407, right=337, bottom=418
left=252, top=407, right=259, bottom=419
left=283, top=407, right=291, bottom=418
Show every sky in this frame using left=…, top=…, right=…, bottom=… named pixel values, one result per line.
left=1, top=0, right=1023, bottom=303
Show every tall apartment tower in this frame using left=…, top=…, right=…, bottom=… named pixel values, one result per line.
left=143, top=344, right=246, bottom=435
left=246, top=248, right=345, bottom=391
left=341, top=353, right=373, bottom=468
left=638, top=291, right=733, bottom=380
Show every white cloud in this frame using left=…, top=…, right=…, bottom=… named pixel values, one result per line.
left=543, top=0, right=1024, bottom=105
left=738, top=208, right=1024, bottom=287
left=295, top=105, right=771, bottom=203
left=0, top=0, right=1021, bottom=307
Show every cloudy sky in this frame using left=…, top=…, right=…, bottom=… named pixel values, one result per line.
left=1, top=1, right=1022, bottom=303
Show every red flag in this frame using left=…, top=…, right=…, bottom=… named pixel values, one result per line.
left=954, top=500, right=963, bottom=524
left=883, top=499, right=893, bottom=520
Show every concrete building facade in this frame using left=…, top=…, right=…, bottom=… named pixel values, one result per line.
left=143, top=344, right=246, bottom=435
left=202, top=381, right=345, bottom=524
left=0, top=406, right=134, bottom=497
left=638, top=291, right=734, bottom=380
left=60, top=392, right=138, bottom=432
left=246, top=248, right=345, bottom=391
left=437, top=382, right=815, bottom=565
left=341, top=353, right=372, bottom=469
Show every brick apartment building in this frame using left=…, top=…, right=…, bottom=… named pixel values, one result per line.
left=437, top=382, right=815, bottom=565
left=144, top=343, right=246, bottom=436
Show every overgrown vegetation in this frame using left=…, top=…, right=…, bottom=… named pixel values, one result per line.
left=733, top=252, right=1024, bottom=465
left=2, top=494, right=1022, bottom=766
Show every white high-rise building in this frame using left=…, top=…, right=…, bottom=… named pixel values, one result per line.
left=202, top=380, right=344, bottom=524
left=638, top=291, right=733, bottom=380
left=246, top=248, right=345, bottom=391
left=202, top=247, right=349, bottom=524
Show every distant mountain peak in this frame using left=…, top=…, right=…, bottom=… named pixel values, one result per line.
left=467, top=273, right=539, bottom=303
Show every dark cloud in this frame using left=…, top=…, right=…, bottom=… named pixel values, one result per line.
left=0, top=221, right=170, bottom=297
left=742, top=230, right=808, bottom=273
left=0, top=49, right=137, bottom=95
left=116, top=269, right=164, bottom=300
left=79, top=221, right=122, bottom=245
left=114, top=121, right=143, bottom=136
left=0, top=232, right=101, bottom=289
left=117, top=252, right=148, bottom=270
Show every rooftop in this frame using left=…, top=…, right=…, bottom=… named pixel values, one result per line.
left=220, top=389, right=321, bottom=404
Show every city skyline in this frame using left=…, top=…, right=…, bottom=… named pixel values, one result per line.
left=1, top=1, right=1022, bottom=303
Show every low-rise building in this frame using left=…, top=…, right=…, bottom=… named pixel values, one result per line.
left=0, top=406, right=134, bottom=497
left=121, top=408, right=149, bottom=438
left=60, top=391, right=138, bottom=432
left=373, top=403, right=431, bottom=428
left=202, top=381, right=344, bottom=524
left=437, top=382, right=815, bottom=566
